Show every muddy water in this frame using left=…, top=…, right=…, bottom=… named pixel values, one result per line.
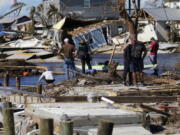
left=0, top=54, right=179, bottom=86
left=93, top=53, right=180, bottom=74
left=0, top=62, right=66, bottom=86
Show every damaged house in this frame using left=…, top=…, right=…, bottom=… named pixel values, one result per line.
left=43, top=0, right=119, bottom=21
left=164, top=0, right=180, bottom=8
left=43, top=0, right=127, bottom=50
left=0, top=16, right=32, bottom=32
left=137, top=8, right=180, bottom=42
left=52, top=18, right=126, bottom=50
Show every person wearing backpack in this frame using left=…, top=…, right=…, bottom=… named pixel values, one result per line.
left=77, top=39, right=92, bottom=74
left=149, top=37, right=159, bottom=76
left=130, top=40, right=147, bottom=86
left=122, top=38, right=133, bottom=86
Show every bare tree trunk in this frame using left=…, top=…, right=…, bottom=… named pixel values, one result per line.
left=118, top=0, right=138, bottom=40
left=132, top=0, right=139, bottom=40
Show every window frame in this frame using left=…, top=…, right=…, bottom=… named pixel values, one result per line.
left=84, top=0, right=91, bottom=8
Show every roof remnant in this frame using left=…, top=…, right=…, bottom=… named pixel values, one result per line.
left=68, top=20, right=122, bottom=36
left=0, top=16, right=31, bottom=24
left=144, top=8, right=180, bottom=21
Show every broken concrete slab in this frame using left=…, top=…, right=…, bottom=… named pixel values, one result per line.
left=26, top=103, right=143, bottom=127
left=87, top=124, right=152, bottom=135
left=6, top=52, right=35, bottom=60
left=43, top=56, right=63, bottom=63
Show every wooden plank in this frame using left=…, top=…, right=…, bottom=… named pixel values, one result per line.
left=140, top=104, right=171, bottom=117
left=3, top=73, right=9, bottom=87
left=40, top=119, right=54, bottom=135
left=59, top=121, right=73, bottom=135
left=117, top=88, right=180, bottom=96
left=0, top=66, right=47, bottom=70
left=106, top=96, right=177, bottom=103
left=97, top=120, right=114, bottom=135
left=3, top=108, right=15, bottom=135
left=6, top=53, right=35, bottom=60
left=54, top=96, right=178, bottom=103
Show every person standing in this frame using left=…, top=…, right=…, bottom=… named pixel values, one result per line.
left=60, top=38, right=76, bottom=80
left=77, top=39, right=92, bottom=74
left=130, top=40, right=147, bottom=86
left=149, top=37, right=159, bottom=76
left=122, top=39, right=133, bottom=86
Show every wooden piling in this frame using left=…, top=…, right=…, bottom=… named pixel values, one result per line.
left=3, top=108, right=15, bottom=135
left=40, top=118, right=54, bottom=135
left=37, top=84, right=42, bottom=94
left=97, top=120, right=114, bottom=135
left=59, top=121, right=73, bottom=135
left=4, top=73, right=9, bottom=87
left=16, top=76, right=20, bottom=90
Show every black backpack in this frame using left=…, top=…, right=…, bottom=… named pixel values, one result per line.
left=131, top=44, right=144, bottom=58
left=78, top=44, right=89, bottom=57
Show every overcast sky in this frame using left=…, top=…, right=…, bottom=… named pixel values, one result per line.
left=0, top=0, right=163, bottom=16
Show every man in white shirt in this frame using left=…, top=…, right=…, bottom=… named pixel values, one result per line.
left=38, top=69, right=55, bottom=84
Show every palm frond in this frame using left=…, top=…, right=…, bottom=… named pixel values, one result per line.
left=11, top=2, right=26, bottom=9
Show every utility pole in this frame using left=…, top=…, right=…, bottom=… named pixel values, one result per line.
left=137, top=0, right=141, bottom=9
left=129, top=0, right=131, bottom=14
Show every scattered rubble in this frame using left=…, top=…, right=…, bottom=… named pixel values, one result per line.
left=0, top=5, right=180, bottom=135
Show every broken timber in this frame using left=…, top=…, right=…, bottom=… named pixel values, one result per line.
left=140, top=104, right=171, bottom=117
left=54, top=96, right=178, bottom=103
left=0, top=66, right=47, bottom=71
left=73, top=86, right=180, bottom=97
left=4, top=95, right=179, bottom=104
left=117, top=88, right=180, bottom=96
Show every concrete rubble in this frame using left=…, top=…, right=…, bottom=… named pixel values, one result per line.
left=25, top=103, right=152, bottom=135
left=0, top=2, right=180, bottom=135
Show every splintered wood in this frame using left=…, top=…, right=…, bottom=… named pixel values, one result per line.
left=68, top=20, right=122, bottom=36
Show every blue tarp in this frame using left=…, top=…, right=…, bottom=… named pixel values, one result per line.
left=0, top=31, right=5, bottom=36
left=0, top=25, right=4, bottom=31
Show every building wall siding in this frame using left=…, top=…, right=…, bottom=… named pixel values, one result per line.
left=164, top=0, right=180, bottom=8
left=43, top=0, right=119, bottom=21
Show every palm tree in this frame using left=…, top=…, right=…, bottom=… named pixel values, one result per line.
left=37, top=4, right=44, bottom=13
left=30, top=6, right=36, bottom=19
left=29, top=6, right=36, bottom=33
left=47, top=4, right=62, bottom=24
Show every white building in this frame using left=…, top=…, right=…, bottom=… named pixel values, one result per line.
left=43, top=0, right=119, bottom=21
left=164, top=0, right=180, bottom=8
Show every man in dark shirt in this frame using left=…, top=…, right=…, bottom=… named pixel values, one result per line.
left=130, top=40, right=147, bottom=86
left=60, top=38, right=76, bottom=80
left=123, top=39, right=132, bottom=86
left=77, top=39, right=92, bottom=74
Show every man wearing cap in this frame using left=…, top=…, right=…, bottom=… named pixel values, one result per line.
left=60, top=38, right=76, bottom=80
left=77, top=39, right=92, bottom=74
left=149, top=37, right=159, bottom=76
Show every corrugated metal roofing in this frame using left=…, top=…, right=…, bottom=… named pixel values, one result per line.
left=144, top=8, right=180, bottom=21
left=0, top=16, right=31, bottom=24
left=0, top=17, right=15, bottom=24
